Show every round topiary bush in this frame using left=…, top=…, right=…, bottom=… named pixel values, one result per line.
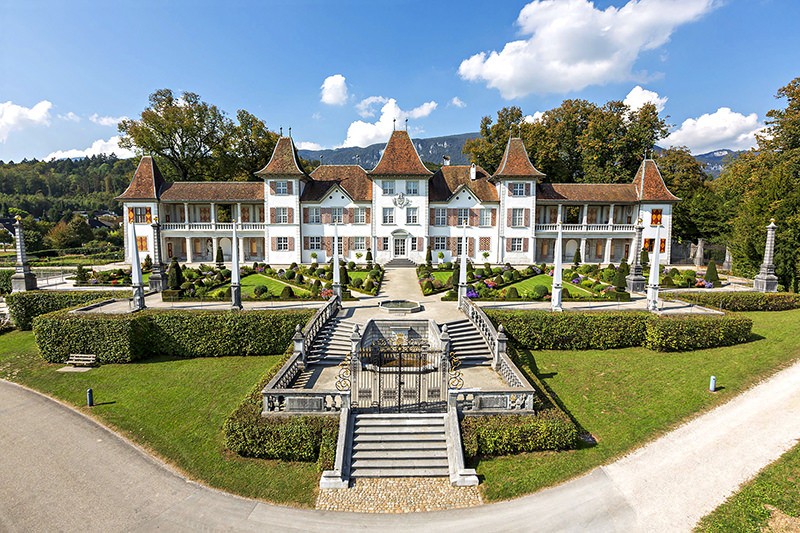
left=351, top=277, right=363, bottom=288
left=285, top=269, right=296, bottom=280
left=254, top=285, right=269, bottom=297
left=364, top=279, right=375, bottom=292
left=663, top=275, right=674, bottom=287
left=532, top=285, right=549, bottom=299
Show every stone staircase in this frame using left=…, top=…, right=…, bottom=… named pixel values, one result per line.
left=383, top=258, right=417, bottom=268
left=308, top=317, right=355, bottom=362
left=444, top=319, right=493, bottom=367
left=350, top=413, right=449, bottom=478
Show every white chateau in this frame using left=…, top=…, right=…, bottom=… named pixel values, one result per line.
left=119, top=130, right=678, bottom=267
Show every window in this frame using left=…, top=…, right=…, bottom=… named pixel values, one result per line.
left=354, top=237, right=366, bottom=250
left=136, top=236, right=148, bottom=251
left=133, top=207, right=149, bottom=223
left=512, top=208, right=525, bottom=227
left=457, top=240, right=464, bottom=256
left=511, top=238, right=523, bottom=252
left=457, top=208, right=469, bottom=226
left=382, top=180, right=395, bottom=195
left=511, top=183, right=526, bottom=196
left=480, top=208, right=492, bottom=227
left=644, top=238, right=654, bottom=252
left=332, top=207, right=343, bottom=224
left=334, top=237, right=343, bottom=252
left=410, top=238, right=418, bottom=251
left=660, top=239, right=666, bottom=253
left=434, top=237, right=446, bottom=250
left=406, top=181, right=418, bottom=195
left=406, top=207, right=418, bottom=224
left=276, top=207, right=288, bottom=224
left=277, top=237, right=289, bottom=251
left=434, top=208, right=446, bottom=226
left=382, top=237, right=389, bottom=250
left=651, top=209, right=663, bottom=226
left=275, top=181, right=288, bottom=195
left=308, top=207, right=321, bottom=224
left=383, top=207, right=395, bottom=224
left=354, top=208, right=366, bottom=224
left=309, top=237, right=322, bottom=249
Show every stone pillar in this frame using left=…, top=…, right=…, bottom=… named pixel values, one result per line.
left=332, top=223, right=341, bottom=298
left=10, top=216, right=36, bottom=292
left=626, top=219, right=646, bottom=293
left=210, top=202, right=216, bottom=226
left=694, top=238, right=705, bottom=267
left=185, top=237, right=193, bottom=264
left=293, top=324, right=306, bottom=368
left=551, top=223, right=563, bottom=312
left=581, top=205, right=588, bottom=226
left=457, top=225, right=469, bottom=307
left=754, top=219, right=779, bottom=292
left=439, top=323, right=451, bottom=357
left=350, top=324, right=362, bottom=355
left=647, top=224, right=662, bottom=312
left=213, top=237, right=219, bottom=265
left=723, top=247, right=732, bottom=271
left=603, top=237, right=612, bottom=265
left=129, top=223, right=146, bottom=311
left=148, top=220, right=167, bottom=291
left=494, top=325, right=507, bottom=370
left=184, top=203, right=190, bottom=229
left=230, top=219, right=242, bottom=310
left=579, top=238, right=587, bottom=265
left=608, top=204, right=615, bottom=226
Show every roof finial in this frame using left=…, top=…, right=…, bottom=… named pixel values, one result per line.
left=405, top=118, right=408, bottom=131
left=355, top=154, right=360, bottom=166
left=393, top=118, right=396, bottom=131
left=280, top=126, right=283, bottom=136
left=320, top=155, right=324, bottom=166
left=288, top=127, right=292, bottom=138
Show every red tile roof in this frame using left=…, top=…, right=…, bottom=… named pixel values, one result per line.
left=632, top=159, right=680, bottom=202
left=429, top=165, right=498, bottom=202
left=492, top=137, right=545, bottom=179
left=369, top=130, right=432, bottom=176
left=304, top=165, right=372, bottom=202
left=116, top=156, right=167, bottom=200
left=537, top=183, right=639, bottom=203
left=159, top=182, right=264, bottom=202
left=255, top=137, right=309, bottom=179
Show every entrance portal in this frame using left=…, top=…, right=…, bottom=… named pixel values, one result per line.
left=393, top=237, right=406, bottom=257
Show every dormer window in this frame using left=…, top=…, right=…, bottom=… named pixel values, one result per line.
left=383, top=180, right=395, bottom=195
left=275, top=181, right=288, bottom=195
left=511, top=183, right=526, bottom=196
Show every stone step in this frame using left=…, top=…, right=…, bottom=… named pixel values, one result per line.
left=355, top=417, right=444, bottom=427
left=352, top=448, right=448, bottom=460
left=349, top=468, right=449, bottom=478
left=354, top=426, right=445, bottom=435
left=356, top=412, right=447, bottom=419
left=354, top=433, right=445, bottom=443
left=353, top=440, right=445, bottom=451
left=351, top=458, right=449, bottom=469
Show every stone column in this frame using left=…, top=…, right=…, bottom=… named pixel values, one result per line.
left=293, top=324, right=306, bottom=368
left=626, top=219, right=646, bottom=293
left=722, top=247, right=732, bottom=271
left=10, top=216, right=36, bottom=292
left=579, top=238, right=587, bottom=265
left=148, top=220, right=167, bottom=291
left=213, top=237, right=219, bottom=266
left=129, top=223, right=146, bottom=311
left=332, top=223, right=341, bottom=298
left=754, top=219, right=779, bottom=292
left=494, top=325, right=507, bottom=371
left=230, top=219, right=242, bottom=310
left=184, top=203, right=190, bottom=229
left=608, top=204, right=615, bottom=226
left=603, top=237, right=613, bottom=265
left=185, top=237, right=193, bottom=264
left=647, top=224, right=662, bottom=312
left=551, top=223, right=563, bottom=312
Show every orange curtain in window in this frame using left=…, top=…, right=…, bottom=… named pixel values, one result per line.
left=128, top=208, right=134, bottom=223
left=145, top=207, right=152, bottom=223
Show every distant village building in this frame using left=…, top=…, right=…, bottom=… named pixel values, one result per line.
left=118, top=131, right=678, bottom=266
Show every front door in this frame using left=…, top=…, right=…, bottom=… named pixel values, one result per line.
left=393, top=237, right=406, bottom=257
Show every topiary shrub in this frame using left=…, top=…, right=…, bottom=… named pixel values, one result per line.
left=365, top=248, right=373, bottom=270
left=350, top=277, right=363, bottom=288
left=613, top=268, right=626, bottom=291
left=644, top=314, right=752, bottom=351
left=460, top=411, right=579, bottom=460
left=532, top=285, right=549, bottom=300
left=640, top=248, right=649, bottom=268
left=253, top=285, right=269, bottom=297
left=364, top=279, right=375, bottom=292
left=74, top=265, right=88, bottom=284
left=705, top=260, right=720, bottom=287
left=506, top=287, right=520, bottom=299
left=280, top=285, right=294, bottom=299
left=573, top=249, right=581, bottom=267
left=669, top=292, right=800, bottom=312
left=216, top=246, right=224, bottom=268
left=422, top=280, right=434, bottom=293
left=7, top=290, right=129, bottom=330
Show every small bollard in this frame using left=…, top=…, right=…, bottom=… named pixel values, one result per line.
left=87, top=388, right=94, bottom=407
left=709, top=376, right=716, bottom=393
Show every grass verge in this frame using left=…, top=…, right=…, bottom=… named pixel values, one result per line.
left=213, top=273, right=311, bottom=297
left=0, top=331, right=320, bottom=506
left=474, top=309, right=800, bottom=501
left=695, top=441, right=800, bottom=532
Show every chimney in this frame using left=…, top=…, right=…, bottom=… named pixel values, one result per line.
left=469, top=163, right=477, bottom=180
left=442, top=155, right=450, bottom=166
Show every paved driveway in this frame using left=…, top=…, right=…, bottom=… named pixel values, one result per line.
left=2, top=358, right=799, bottom=532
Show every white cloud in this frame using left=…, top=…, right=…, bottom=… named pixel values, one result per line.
left=624, top=85, right=667, bottom=112
left=341, top=98, right=438, bottom=148
left=524, top=111, right=544, bottom=123
left=58, top=111, right=81, bottom=122
left=320, top=74, right=349, bottom=106
left=89, top=113, right=127, bottom=127
left=356, top=96, right=389, bottom=118
left=450, top=97, right=466, bottom=108
left=458, top=0, right=717, bottom=98
left=665, top=107, right=763, bottom=154
left=296, top=141, right=324, bottom=150
left=45, top=135, right=135, bottom=160
left=0, top=100, right=52, bottom=142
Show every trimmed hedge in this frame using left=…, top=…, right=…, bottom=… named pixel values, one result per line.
left=644, top=314, right=753, bottom=352
left=487, top=309, right=753, bottom=352
left=223, top=362, right=338, bottom=465
left=33, top=308, right=314, bottom=363
left=487, top=310, right=650, bottom=350
left=460, top=410, right=579, bottom=460
left=672, top=291, right=800, bottom=312
left=7, top=290, right=129, bottom=330
left=0, top=269, right=12, bottom=295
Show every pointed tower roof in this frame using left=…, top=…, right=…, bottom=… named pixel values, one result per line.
left=632, top=159, right=680, bottom=202
left=491, top=137, right=545, bottom=180
left=116, top=156, right=167, bottom=200
left=255, top=136, right=309, bottom=180
left=369, top=130, right=432, bottom=177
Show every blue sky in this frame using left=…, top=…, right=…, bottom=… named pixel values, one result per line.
left=1, top=0, right=799, bottom=162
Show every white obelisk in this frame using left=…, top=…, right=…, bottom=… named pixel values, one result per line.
left=332, top=222, right=341, bottom=298
left=130, top=222, right=145, bottom=310
left=231, top=219, right=242, bottom=310
left=551, top=222, right=563, bottom=312
left=647, top=224, right=662, bottom=312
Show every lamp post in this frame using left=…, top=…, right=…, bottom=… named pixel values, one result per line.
left=551, top=222, right=563, bottom=312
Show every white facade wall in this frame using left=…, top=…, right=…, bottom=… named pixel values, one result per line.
left=498, top=180, right=536, bottom=264
left=124, top=201, right=158, bottom=264
left=372, top=178, right=429, bottom=264
left=265, top=178, right=302, bottom=265
left=428, top=192, right=500, bottom=264
left=300, top=185, right=372, bottom=263
left=638, top=202, right=673, bottom=266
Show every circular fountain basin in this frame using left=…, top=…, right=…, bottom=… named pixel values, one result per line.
left=379, top=299, right=422, bottom=314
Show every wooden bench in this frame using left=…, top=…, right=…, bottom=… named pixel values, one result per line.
left=65, top=354, right=97, bottom=367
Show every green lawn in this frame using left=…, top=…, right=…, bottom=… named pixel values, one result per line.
left=431, top=271, right=453, bottom=283
left=695, top=441, right=800, bottom=532
left=0, top=332, right=320, bottom=506
left=213, top=273, right=311, bottom=297
left=507, top=273, right=594, bottom=297
left=474, top=309, right=800, bottom=501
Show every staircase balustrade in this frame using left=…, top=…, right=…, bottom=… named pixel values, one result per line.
left=302, top=295, right=341, bottom=357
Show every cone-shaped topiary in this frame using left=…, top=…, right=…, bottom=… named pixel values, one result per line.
left=619, top=257, right=630, bottom=277
left=425, top=247, right=432, bottom=268
left=143, top=254, right=153, bottom=271
left=280, top=285, right=294, bottom=299
left=573, top=249, right=581, bottom=267
left=640, top=247, right=649, bottom=268
left=339, top=264, right=350, bottom=284
left=706, top=260, right=720, bottom=287
left=506, top=286, right=519, bottom=299
left=365, top=248, right=373, bottom=270
left=167, top=258, right=182, bottom=290
left=216, top=245, right=224, bottom=268
left=613, top=268, right=626, bottom=291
